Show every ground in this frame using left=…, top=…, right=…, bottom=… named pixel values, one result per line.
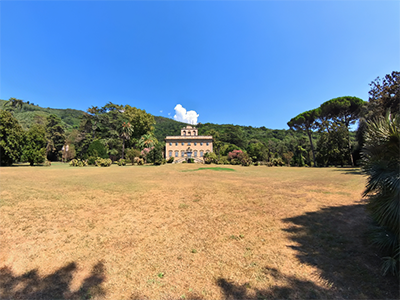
left=0, top=163, right=398, bottom=299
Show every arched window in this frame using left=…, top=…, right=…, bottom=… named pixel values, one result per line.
left=200, top=150, right=204, bottom=157
left=206, top=150, right=210, bottom=153
left=194, top=150, right=198, bottom=157
left=169, top=150, right=172, bottom=157
left=181, top=150, right=185, bottom=157
left=175, top=151, right=179, bottom=157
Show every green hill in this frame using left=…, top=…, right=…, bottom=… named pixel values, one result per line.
left=1, top=99, right=308, bottom=148
left=0, top=99, right=85, bottom=130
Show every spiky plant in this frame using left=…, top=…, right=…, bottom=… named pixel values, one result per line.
left=362, top=111, right=399, bottom=276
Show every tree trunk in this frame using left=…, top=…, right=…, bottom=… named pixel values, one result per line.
left=307, top=129, right=317, bottom=167
left=347, top=131, right=354, bottom=167
left=345, top=118, right=354, bottom=167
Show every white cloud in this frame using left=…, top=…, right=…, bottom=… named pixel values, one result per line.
left=168, top=113, right=171, bottom=116
left=160, top=110, right=163, bottom=113
left=174, top=104, right=199, bottom=125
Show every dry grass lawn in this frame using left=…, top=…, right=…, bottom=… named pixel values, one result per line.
left=0, top=163, right=398, bottom=299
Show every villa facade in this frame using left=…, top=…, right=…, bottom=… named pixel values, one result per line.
left=165, top=126, right=213, bottom=163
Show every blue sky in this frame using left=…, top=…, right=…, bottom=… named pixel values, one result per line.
left=1, top=1, right=399, bottom=129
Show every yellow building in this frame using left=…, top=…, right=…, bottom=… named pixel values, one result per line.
left=165, top=126, right=213, bottom=163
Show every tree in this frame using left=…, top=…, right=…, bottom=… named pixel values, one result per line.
left=288, top=109, right=319, bottom=167
left=45, top=114, right=66, bottom=161
left=21, top=124, right=47, bottom=166
left=320, top=96, right=366, bottom=166
left=366, top=71, right=399, bottom=119
left=362, top=111, right=399, bottom=276
left=120, top=122, right=133, bottom=159
left=138, top=133, right=158, bottom=150
left=0, top=110, right=24, bottom=166
left=208, top=129, right=222, bottom=159
left=123, top=105, right=155, bottom=140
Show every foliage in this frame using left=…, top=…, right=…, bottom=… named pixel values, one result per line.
left=216, top=156, right=230, bottom=165
left=187, top=158, right=195, bottom=163
left=120, top=122, right=134, bottom=159
left=366, top=71, right=399, bottom=119
left=320, top=96, right=366, bottom=166
left=117, top=159, right=126, bottom=166
left=134, top=157, right=144, bottom=165
left=238, top=151, right=252, bottom=166
left=69, top=159, right=88, bottom=167
left=203, top=152, right=217, bottom=164
left=138, top=133, right=158, bottom=150
left=362, top=112, right=399, bottom=276
left=126, top=148, right=141, bottom=164
left=141, top=147, right=154, bottom=162
left=147, top=143, right=164, bottom=165
left=288, top=109, right=319, bottom=167
left=88, top=140, right=108, bottom=159
left=95, top=157, right=112, bottom=167
left=21, top=124, right=47, bottom=166
left=167, top=156, right=174, bottom=163
left=0, top=110, right=24, bottom=166
left=45, top=114, right=66, bottom=161
left=87, top=156, right=97, bottom=165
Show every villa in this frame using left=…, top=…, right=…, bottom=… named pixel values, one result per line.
left=165, top=125, right=213, bottom=163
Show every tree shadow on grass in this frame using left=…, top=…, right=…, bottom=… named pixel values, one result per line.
left=332, top=168, right=364, bottom=175
left=282, top=204, right=399, bottom=299
left=0, top=261, right=106, bottom=300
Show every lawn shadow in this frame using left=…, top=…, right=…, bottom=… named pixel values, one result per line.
left=0, top=261, right=106, bottom=300
left=282, top=204, right=399, bottom=299
left=332, top=168, right=364, bottom=175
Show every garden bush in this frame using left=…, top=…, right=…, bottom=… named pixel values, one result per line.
left=187, top=158, right=195, bottom=163
left=117, top=158, right=126, bottom=166
left=95, top=157, right=112, bottom=167
left=87, top=156, right=97, bottom=165
left=69, top=158, right=88, bottom=167
left=134, top=157, right=144, bottom=165
left=167, top=157, right=174, bottom=163
left=88, top=140, right=108, bottom=159
left=204, top=152, right=217, bottom=164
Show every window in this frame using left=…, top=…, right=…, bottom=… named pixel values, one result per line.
left=181, top=151, right=185, bottom=157
left=194, top=151, right=197, bottom=157
left=200, top=142, right=203, bottom=146
left=169, top=150, right=172, bottom=157
left=206, top=142, right=209, bottom=146
left=200, top=150, right=204, bottom=157
left=206, top=150, right=210, bottom=153
left=194, top=142, right=197, bottom=146
left=188, top=142, right=191, bottom=146
left=182, top=142, right=184, bottom=146
left=175, top=151, right=179, bottom=157
left=176, top=142, right=178, bottom=146
left=169, top=142, right=172, bottom=146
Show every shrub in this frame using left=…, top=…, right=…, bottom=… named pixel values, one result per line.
left=187, top=158, right=195, bottom=163
left=204, top=152, right=217, bottom=164
left=69, top=158, right=88, bottom=167
left=87, top=156, right=97, bottom=165
left=95, top=157, right=112, bottom=167
left=117, top=158, right=126, bottom=166
left=271, top=157, right=285, bottom=166
left=167, top=157, right=174, bottom=163
left=134, top=157, right=144, bottom=165
left=126, top=148, right=141, bottom=164
left=216, top=156, right=230, bottom=165
left=238, top=152, right=252, bottom=166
